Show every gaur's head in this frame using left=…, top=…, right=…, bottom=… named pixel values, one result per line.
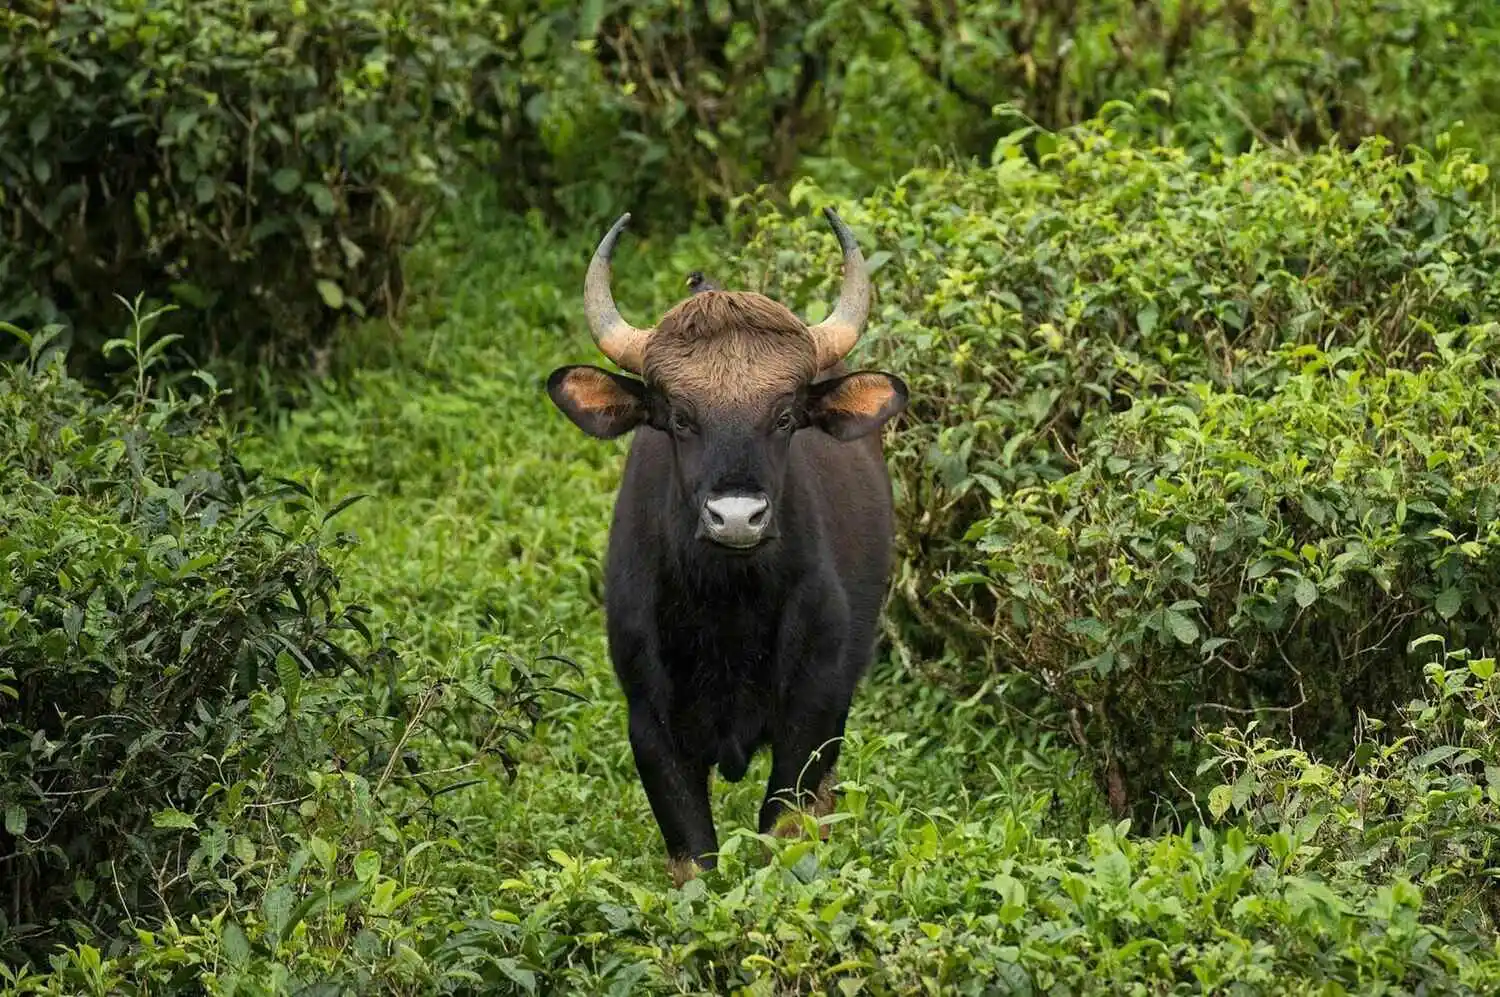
left=547, top=208, right=907, bottom=553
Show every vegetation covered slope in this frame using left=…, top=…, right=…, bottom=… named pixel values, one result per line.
left=8, top=181, right=1500, bottom=995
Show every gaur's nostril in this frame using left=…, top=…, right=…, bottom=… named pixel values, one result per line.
left=702, top=494, right=772, bottom=547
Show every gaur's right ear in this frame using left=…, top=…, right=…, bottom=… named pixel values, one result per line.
left=546, top=365, right=648, bottom=439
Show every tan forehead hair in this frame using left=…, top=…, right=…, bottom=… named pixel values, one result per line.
left=642, top=291, right=816, bottom=403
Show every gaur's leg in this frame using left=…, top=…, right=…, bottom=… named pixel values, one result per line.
left=760, top=579, right=853, bottom=837
left=628, top=701, right=717, bottom=884
left=759, top=703, right=848, bottom=837
left=610, top=605, right=717, bottom=886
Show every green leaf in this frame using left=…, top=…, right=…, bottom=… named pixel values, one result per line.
left=270, top=168, right=301, bottom=193
left=152, top=808, right=197, bottom=830
left=304, top=182, right=336, bottom=215
left=1292, top=576, right=1317, bottom=608
left=1207, top=785, right=1233, bottom=821
left=354, top=849, right=381, bottom=882
left=5, top=805, right=25, bottom=836
left=1164, top=609, right=1198, bottom=644
left=310, top=835, right=336, bottom=872
left=1435, top=587, right=1463, bottom=620
left=1246, top=558, right=1277, bottom=580
left=63, top=604, right=84, bottom=642
left=316, top=280, right=346, bottom=309
left=262, top=885, right=294, bottom=940
left=1137, top=302, right=1159, bottom=337
left=275, top=651, right=302, bottom=707
left=520, top=20, right=551, bottom=59
left=494, top=959, right=537, bottom=993
left=1095, top=849, right=1131, bottom=897
left=221, top=919, right=252, bottom=965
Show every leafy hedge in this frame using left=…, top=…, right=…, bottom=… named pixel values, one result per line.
left=0, top=0, right=494, bottom=383
left=1208, top=644, right=1500, bottom=936
left=475, top=0, right=1500, bottom=229
left=732, top=121, right=1500, bottom=813
left=0, top=326, right=560, bottom=964
left=973, top=341, right=1500, bottom=816
left=837, top=0, right=1500, bottom=164
left=6, top=1, right=1495, bottom=385
left=14, top=660, right=1500, bottom=994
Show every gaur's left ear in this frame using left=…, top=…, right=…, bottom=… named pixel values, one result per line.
left=546, top=364, right=648, bottom=439
left=807, top=371, right=908, bottom=441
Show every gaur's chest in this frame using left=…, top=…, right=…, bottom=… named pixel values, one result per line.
left=656, top=594, right=781, bottom=680
left=656, top=599, right=782, bottom=777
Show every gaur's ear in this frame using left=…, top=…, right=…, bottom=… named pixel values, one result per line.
left=807, top=371, right=908, bottom=441
left=546, top=365, right=647, bottom=439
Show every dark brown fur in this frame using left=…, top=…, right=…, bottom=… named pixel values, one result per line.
left=643, top=291, right=816, bottom=404
left=545, top=282, right=908, bottom=886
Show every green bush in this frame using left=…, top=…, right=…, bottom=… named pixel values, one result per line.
left=0, top=0, right=496, bottom=384
left=970, top=340, right=1500, bottom=817
left=728, top=121, right=1500, bottom=813
left=466, top=0, right=1500, bottom=230
left=849, top=0, right=1500, bottom=165
left=468, top=0, right=858, bottom=227
left=1208, top=642, right=1500, bottom=935
left=737, top=122, right=1499, bottom=661
left=0, top=321, right=562, bottom=964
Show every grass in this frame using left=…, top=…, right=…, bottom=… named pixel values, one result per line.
left=164, top=194, right=1500, bottom=995
left=249, top=194, right=1098, bottom=862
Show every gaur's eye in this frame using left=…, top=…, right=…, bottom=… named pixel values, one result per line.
left=670, top=410, right=696, bottom=435
left=774, top=410, right=797, bottom=433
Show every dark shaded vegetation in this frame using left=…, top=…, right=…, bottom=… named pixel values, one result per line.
left=0, top=322, right=565, bottom=967
left=734, top=126, right=1500, bottom=815
left=6, top=0, right=1498, bottom=390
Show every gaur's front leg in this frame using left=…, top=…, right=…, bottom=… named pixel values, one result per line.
left=759, top=704, right=847, bottom=839
left=611, top=620, right=717, bottom=885
left=759, top=580, right=852, bottom=837
left=627, top=701, right=716, bottom=884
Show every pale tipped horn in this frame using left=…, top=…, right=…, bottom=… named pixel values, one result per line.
left=806, top=206, right=872, bottom=369
left=583, top=212, right=654, bottom=374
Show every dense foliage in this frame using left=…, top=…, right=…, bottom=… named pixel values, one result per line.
left=7, top=0, right=1500, bottom=992
left=0, top=318, right=562, bottom=966
left=6, top=0, right=1498, bottom=387
left=486, top=0, right=1500, bottom=225
left=0, top=0, right=492, bottom=382
left=4, top=209, right=1500, bottom=994
left=733, top=121, right=1500, bottom=814
left=743, top=126, right=1497, bottom=636
left=976, top=341, right=1500, bottom=815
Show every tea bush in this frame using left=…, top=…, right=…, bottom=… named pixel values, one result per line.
left=0, top=320, right=564, bottom=963
left=475, top=0, right=852, bottom=226
left=475, top=0, right=1500, bottom=230
left=1208, top=641, right=1500, bottom=936
left=735, top=122, right=1499, bottom=663
left=0, top=0, right=498, bottom=384
left=727, top=121, right=1500, bottom=814
left=849, top=0, right=1500, bottom=165
left=970, top=340, right=1500, bottom=817
left=6, top=0, right=1495, bottom=385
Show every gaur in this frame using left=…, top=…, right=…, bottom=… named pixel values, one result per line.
left=545, top=208, right=908, bottom=885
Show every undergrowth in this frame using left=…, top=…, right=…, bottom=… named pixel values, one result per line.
left=7, top=180, right=1500, bottom=995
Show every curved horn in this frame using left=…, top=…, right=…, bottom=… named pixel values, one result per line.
left=806, top=206, right=871, bottom=369
left=584, top=213, right=654, bottom=374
